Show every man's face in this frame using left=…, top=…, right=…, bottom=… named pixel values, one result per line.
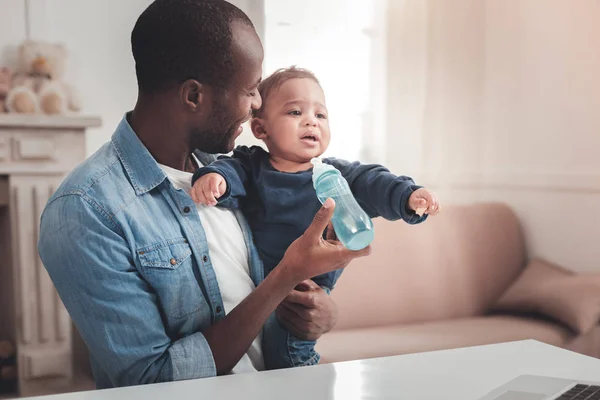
left=192, top=20, right=264, bottom=154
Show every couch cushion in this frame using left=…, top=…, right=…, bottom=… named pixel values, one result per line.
left=316, top=315, right=572, bottom=364
left=330, top=203, right=526, bottom=330
left=493, top=258, right=600, bottom=335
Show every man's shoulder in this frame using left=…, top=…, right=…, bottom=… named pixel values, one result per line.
left=48, top=141, right=135, bottom=216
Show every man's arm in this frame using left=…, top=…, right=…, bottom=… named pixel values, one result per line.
left=39, top=196, right=366, bottom=382
left=326, top=158, right=426, bottom=224
left=38, top=195, right=216, bottom=386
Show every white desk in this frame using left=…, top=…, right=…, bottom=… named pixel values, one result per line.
left=19, top=340, right=600, bottom=400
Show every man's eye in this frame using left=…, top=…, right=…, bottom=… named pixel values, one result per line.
left=247, top=92, right=256, bottom=97
left=289, top=110, right=301, bottom=116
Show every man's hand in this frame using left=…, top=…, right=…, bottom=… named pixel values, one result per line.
left=279, top=198, right=371, bottom=284
left=276, top=279, right=338, bottom=341
left=191, top=173, right=227, bottom=206
left=408, top=188, right=440, bottom=216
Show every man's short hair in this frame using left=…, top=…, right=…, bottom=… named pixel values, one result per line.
left=131, top=0, right=254, bottom=94
left=254, top=66, right=321, bottom=118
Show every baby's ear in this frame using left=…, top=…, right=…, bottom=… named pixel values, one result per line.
left=250, top=118, right=267, bottom=140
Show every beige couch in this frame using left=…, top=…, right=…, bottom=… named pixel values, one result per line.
left=316, top=203, right=600, bottom=363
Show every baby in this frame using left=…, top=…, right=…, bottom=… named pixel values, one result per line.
left=191, top=66, right=440, bottom=370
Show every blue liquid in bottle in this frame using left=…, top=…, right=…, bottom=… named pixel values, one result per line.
left=311, top=158, right=374, bottom=251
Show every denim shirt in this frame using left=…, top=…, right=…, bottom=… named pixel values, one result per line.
left=37, top=115, right=264, bottom=388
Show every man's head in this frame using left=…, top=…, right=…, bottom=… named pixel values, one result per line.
left=251, top=67, right=330, bottom=163
left=132, top=0, right=263, bottom=153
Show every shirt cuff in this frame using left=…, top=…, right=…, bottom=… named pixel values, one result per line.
left=403, top=185, right=428, bottom=225
left=169, top=331, right=216, bottom=380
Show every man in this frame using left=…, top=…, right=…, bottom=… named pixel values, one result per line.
left=37, top=0, right=369, bottom=389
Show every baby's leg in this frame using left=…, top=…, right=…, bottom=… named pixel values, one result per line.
left=262, top=312, right=320, bottom=369
left=262, top=270, right=342, bottom=370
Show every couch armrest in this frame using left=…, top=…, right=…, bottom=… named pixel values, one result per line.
left=492, top=258, right=600, bottom=335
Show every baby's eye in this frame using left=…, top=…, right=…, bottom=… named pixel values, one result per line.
left=288, top=110, right=301, bottom=116
left=316, top=113, right=327, bottom=119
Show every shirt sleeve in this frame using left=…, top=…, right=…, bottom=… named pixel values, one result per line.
left=38, top=194, right=217, bottom=387
left=191, top=146, right=257, bottom=209
left=325, top=158, right=427, bottom=224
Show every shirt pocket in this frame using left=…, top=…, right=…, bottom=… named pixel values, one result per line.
left=136, top=238, right=204, bottom=319
left=138, top=240, right=192, bottom=269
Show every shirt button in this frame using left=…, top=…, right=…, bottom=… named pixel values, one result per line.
left=170, top=258, right=177, bottom=265
left=202, top=255, right=208, bottom=263
left=216, top=306, right=222, bottom=313
left=183, top=206, right=191, bottom=214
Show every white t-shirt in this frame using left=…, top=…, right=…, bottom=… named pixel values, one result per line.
left=158, top=159, right=264, bottom=373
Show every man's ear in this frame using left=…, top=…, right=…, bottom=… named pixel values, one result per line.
left=180, top=79, right=203, bottom=111
left=251, top=118, right=267, bottom=140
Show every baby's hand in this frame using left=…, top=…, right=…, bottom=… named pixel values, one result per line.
left=190, top=173, right=227, bottom=206
left=408, top=188, right=440, bottom=216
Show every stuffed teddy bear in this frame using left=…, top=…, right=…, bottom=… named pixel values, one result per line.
left=0, top=67, right=11, bottom=113
left=5, top=40, right=80, bottom=115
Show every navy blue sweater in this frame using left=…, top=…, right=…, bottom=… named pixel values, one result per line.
left=192, top=146, right=426, bottom=280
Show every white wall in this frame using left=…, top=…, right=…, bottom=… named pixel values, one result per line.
left=260, top=0, right=387, bottom=161
left=0, top=0, right=27, bottom=65
left=387, top=0, right=600, bottom=273
left=385, top=0, right=429, bottom=175
left=46, top=0, right=154, bottom=156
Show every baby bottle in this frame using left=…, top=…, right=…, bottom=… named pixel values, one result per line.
left=311, top=158, right=374, bottom=251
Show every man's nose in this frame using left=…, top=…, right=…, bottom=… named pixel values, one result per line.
left=251, top=92, right=263, bottom=112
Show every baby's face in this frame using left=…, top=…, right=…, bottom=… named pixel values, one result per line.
left=258, top=78, right=330, bottom=163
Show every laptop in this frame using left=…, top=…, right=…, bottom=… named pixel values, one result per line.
left=478, top=375, right=600, bottom=400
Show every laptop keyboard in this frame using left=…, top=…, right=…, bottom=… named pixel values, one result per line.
left=556, top=384, right=600, bottom=400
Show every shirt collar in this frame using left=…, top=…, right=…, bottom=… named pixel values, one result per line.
left=111, top=113, right=219, bottom=195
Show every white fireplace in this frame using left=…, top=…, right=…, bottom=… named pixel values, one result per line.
left=0, top=114, right=100, bottom=397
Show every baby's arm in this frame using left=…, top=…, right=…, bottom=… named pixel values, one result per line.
left=191, top=173, right=227, bottom=206
left=325, top=158, right=430, bottom=224
left=191, top=148, right=255, bottom=209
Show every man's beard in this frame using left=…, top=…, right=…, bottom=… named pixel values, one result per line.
left=191, top=93, right=238, bottom=154
left=192, top=124, right=237, bottom=154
